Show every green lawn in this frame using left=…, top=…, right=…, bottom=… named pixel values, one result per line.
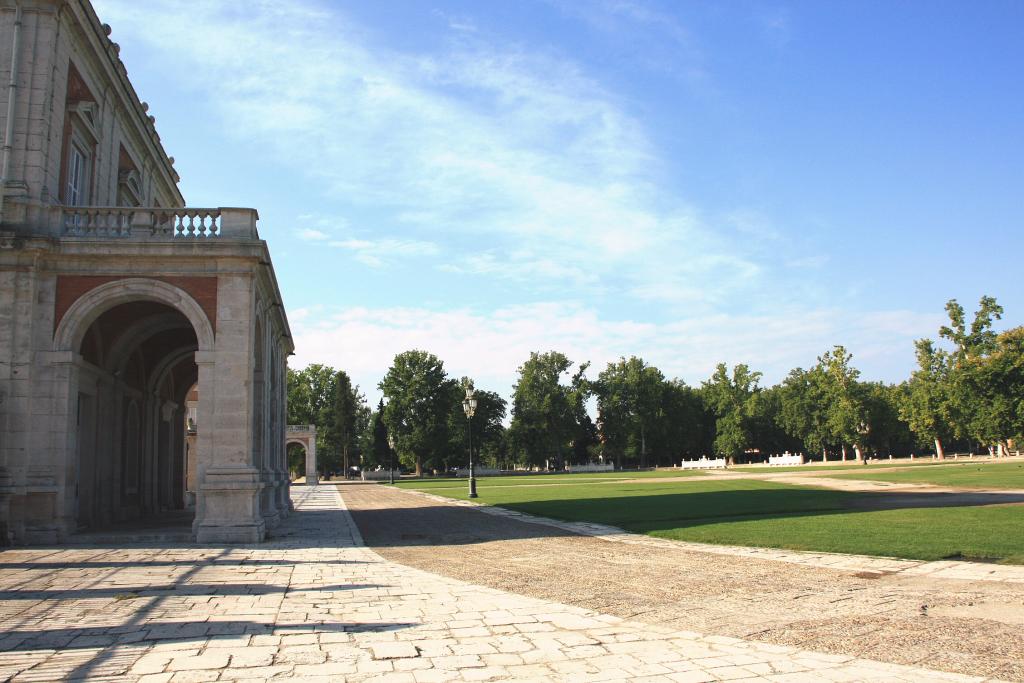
left=395, top=476, right=1024, bottom=563
left=392, top=469, right=706, bottom=491
left=830, top=461, right=1024, bottom=489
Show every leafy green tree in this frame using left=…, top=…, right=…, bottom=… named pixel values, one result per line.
left=701, top=363, right=762, bottom=465
left=595, top=357, right=665, bottom=468
left=655, top=380, right=710, bottom=463
left=287, top=364, right=336, bottom=426
left=508, top=351, right=578, bottom=468
left=446, top=379, right=508, bottom=471
left=817, top=345, right=868, bottom=462
left=901, top=340, right=954, bottom=458
left=940, top=296, right=1004, bottom=363
left=331, top=370, right=360, bottom=474
left=288, top=364, right=361, bottom=474
left=379, top=350, right=456, bottom=475
left=750, top=385, right=802, bottom=460
left=567, top=364, right=597, bottom=467
left=777, top=366, right=832, bottom=460
left=365, top=399, right=391, bottom=470
left=860, top=382, right=915, bottom=457
left=939, top=296, right=1005, bottom=451
left=960, top=326, right=1024, bottom=456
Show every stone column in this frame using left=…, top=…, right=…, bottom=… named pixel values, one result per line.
left=306, top=429, right=318, bottom=485
left=192, top=273, right=265, bottom=544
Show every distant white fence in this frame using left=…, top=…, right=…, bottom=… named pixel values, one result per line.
left=678, top=457, right=727, bottom=470
left=567, top=463, right=614, bottom=473
left=361, top=470, right=393, bottom=481
left=454, top=467, right=501, bottom=477
left=768, top=453, right=804, bottom=466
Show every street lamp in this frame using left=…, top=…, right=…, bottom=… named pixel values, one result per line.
left=387, top=433, right=396, bottom=485
left=462, top=388, right=478, bottom=498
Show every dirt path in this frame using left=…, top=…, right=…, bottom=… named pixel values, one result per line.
left=340, top=482, right=1024, bottom=681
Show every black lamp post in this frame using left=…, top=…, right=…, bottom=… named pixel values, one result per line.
left=387, top=433, right=396, bottom=485
left=462, top=388, right=478, bottom=498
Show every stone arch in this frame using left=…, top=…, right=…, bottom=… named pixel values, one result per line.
left=107, top=312, right=196, bottom=375
left=147, top=346, right=200, bottom=398
left=52, top=278, right=211, bottom=534
left=54, top=278, right=215, bottom=353
left=285, top=425, right=317, bottom=484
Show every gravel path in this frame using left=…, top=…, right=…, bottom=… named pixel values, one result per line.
left=341, top=482, right=1024, bottom=681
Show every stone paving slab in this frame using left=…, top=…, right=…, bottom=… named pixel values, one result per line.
left=404, top=488, right=1024, bottom=583
left=0, top=486, right=1010, bottom=681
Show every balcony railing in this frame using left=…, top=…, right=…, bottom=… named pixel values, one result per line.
left=59, top=207, right=259, bottom=239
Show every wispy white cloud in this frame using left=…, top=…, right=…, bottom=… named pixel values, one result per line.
left=329, top=237, right=440, bottom=268
left=95, top=0, right=784, bottom=309
left=297, top=228, right=330, bottom=241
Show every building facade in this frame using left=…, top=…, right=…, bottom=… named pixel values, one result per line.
left=0, top=0, right=294, bottom=544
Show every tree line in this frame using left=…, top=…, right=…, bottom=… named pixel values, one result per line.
left=287, top=296, right=1023, bottom=475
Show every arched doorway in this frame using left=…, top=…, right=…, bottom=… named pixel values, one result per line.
left=286, top=425, right=317, bottom=484
left=53, top=280, right=214, bottom=533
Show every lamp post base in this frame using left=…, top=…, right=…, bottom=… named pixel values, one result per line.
left=468, top=476, right=478, bottom=498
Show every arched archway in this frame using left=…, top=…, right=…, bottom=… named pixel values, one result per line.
left=286, top=425, right=317, bottom=484
left=50, top=280, right=212, bottom=533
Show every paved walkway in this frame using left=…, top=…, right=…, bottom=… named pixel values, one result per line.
left=0, top=486, right=1007, bottom=682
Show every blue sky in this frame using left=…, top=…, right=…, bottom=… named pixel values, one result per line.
left=94, top=0, right=1023, bottom=403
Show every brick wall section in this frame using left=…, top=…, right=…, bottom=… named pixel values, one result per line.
left=54, top=275, right=218, bottom=335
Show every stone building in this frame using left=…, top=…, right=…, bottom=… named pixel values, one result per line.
left=0, top=0, right=294, bottom=543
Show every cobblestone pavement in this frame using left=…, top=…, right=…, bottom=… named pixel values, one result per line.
left=0, top=486, right=1009, bottom=682
left=343, top=484, right=1024, bottom=682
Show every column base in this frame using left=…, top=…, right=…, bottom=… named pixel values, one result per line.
left=194, top=466, right=266, bottom=544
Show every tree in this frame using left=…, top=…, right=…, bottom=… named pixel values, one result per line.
left=960, top=326, right=1024, bottom=456
left=367, top=399, right=391, bottom=470
left=508, top=351, right=579, bottom=468
left=446, top=379, right=508, bottom=471
left=567, top=363, right=598, bottom=467
left=817, top=345, right=868, bottom=462
left=379, top=350, right=456, bottom=475
left=469, top=388, right=508, bottom=468
left=288, top=364, right=358, bottom=474
left=331, top=370, right=360, bottom=475
left=901, top=340, right=953, bottom=458
left=777, top=366, right=829, bottom=459
left=287, top=364, right=336, bottom=426
left=940, top=296, right=1004, bottom=363
left=595, top=357, right=665, bottom=468
left=655, top=380, right=709, bottom=464
left=701, top=363, right=762, bottom=465
left=939, top=296, right=1005, bottom=451
left=861, top=382, right=915, bottom=457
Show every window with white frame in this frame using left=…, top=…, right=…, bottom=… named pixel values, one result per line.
left=66, top=142, right=88, bottom=206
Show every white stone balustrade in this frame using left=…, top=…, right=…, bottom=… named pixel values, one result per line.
left=455, top=467, right=501, bottom=477
left=679, top=457, right=727, bottom=470
left=59, top=206, right=259, bottom=239
left=768, top=452, right=805, bottom=466
left=567, top=463, right=615, bottom=472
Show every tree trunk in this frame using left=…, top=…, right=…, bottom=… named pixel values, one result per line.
left=343, top=444, right=349, bottom=477
left=415, top=455, right=422, bottom=477
left=640, top=424, right=647, bottom=469
left=853, top=443, right=864, bottom=463
left=934, top=438, right=945, bottom=460
left=841, top=445, right=847, bottom=462
left=822, top=448, right=828, bottom=463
